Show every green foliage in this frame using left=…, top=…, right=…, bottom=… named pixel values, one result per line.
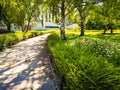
left=0, top=0, right=43, bottom=31
left=48, top=33, right=120, bottom=90
left=66, top=55, right=120, bottom=90
left=74, top=37, right=120, bottom=66
left=0, top=30, right=45, bottom=51
left=47, top=33, right=61, bottom=47
left=73, top=25, right=80, bottom=32
left=85, top=17, right=104, bottom=30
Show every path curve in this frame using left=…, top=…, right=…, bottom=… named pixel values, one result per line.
left=0, top=33, right=55, bottom=90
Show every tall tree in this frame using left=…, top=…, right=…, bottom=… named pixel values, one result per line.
left=70, top=0, right=94, bottom=36
left=94, top=0, right=120, bottom=34
left=22, top=0, right=34, bottom=32
left=85, top=10, right=104, bottom=30
left=47, top=0, right=73, bottom=40
left=60, top=0, right=66, bottom=40
left=15, top=0, right=27, bottom=31
left=0, top=0, right=43, bottom=32
left=0, top=0, right=18, bottom=31
left=17, top=0, right=43, bottom=32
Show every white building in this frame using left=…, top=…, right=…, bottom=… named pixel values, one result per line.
left=33, top=22, right=60, bottom=30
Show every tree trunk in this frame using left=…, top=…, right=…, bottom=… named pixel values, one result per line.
left=110, top=28, right=113, bottom=34
left=26, top=22, right=30, bottom=32
left=49, top=13, right=51, bottom=22
left=110, top=24, right=113, bottom=34
left=7, top=23, right=11, bottom=31
left=80, top=20, right=84, bottom=36
left=55, top=14, right=58, bottom=23
left=103, top=25, right=107, bottom=34
left=52, top=13, right=54, bottom=22
left=104, top=29, right=106, bottom=34
left=60, top=0, right=66, bottom=40
left=41, top=13, right=44, bottom=27
left=80, top=14, right=85, bottom=36
left=103, top=28, right=107, bottom=34
left=22, top=26, right=25, bottom=32
left=26, top=16, right=31, bottom=32
left=45, top=11, right=48, bottom=22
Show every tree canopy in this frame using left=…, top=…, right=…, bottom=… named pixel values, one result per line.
left=0, top=0, right=120, bottom=37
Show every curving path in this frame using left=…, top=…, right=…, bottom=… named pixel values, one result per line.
left=0, top=33, right=55, bottom=90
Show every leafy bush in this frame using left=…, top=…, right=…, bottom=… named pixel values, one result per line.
left=48, top=33, right=120, bottom=90
left=71, top=37, right=120, bottom=66
left=0, top=29, right=14, bottom=34
left=66, top=55, right=120, bottom=90
left=47, top=33, right=61, bottom=47
left=0, top=30, right=46, bottom=51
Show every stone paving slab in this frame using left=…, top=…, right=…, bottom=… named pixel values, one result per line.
left=0, top=33, right=55, bottom=90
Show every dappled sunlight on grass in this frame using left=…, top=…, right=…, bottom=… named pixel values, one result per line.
left=64, top=29, right=120, bottom=36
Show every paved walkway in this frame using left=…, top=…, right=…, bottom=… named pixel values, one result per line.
left=0, top=34, right=55, bottom=90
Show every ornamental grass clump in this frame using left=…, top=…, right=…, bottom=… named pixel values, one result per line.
left=48, top=33, right=120, bottom=90
left=65, top=55, right=120, bottom=90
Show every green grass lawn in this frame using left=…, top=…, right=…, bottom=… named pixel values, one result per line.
left=48, top=30, right=120, bottom=90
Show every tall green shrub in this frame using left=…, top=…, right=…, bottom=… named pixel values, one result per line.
left=48, top=33, right=120, bottom=90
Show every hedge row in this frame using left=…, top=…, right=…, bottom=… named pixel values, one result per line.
left=48, top=33, right=120, bottom=90
left=0, top=30, right=44, bottom=51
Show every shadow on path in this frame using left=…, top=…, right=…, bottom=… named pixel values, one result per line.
left=0, top=34, right=55, bottom=90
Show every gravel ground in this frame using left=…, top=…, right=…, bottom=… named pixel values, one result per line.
left=0, top=33, right=55, bottom=90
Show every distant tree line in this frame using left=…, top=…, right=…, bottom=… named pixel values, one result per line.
left=0, top=0, right=120, bottom=39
